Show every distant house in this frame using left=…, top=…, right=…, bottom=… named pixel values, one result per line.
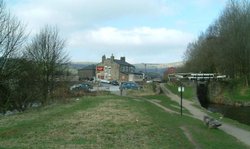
left=78, top=64, right=96, bottom=81
left=163, top=67, right=176, bottom=81
left=96, top=55, right=135, bottom=82
left=129, top=72, right=144, bottom=82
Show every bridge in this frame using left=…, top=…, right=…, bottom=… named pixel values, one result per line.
left=169, top=73, right=226, bottom=81
left=168, top=73, right=226, bottom=108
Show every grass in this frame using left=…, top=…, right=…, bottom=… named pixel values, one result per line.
left=142, top=94, right=191, bottom=115
left=224, top=86, right=250, bottom=103
left=126, top=83, right=157, bottom=96
left=214, top=79, right=250, bottom=104
left=165, top=82, right=195, bottom=100
left=0, top=95, right=248, bottom=149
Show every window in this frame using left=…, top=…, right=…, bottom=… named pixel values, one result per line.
left=125, top=66, right=129, bottom=72
left=130, top=67, right=135, bottom=73
left=121, top=66, right=126, bottom=72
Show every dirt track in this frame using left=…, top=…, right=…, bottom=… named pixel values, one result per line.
left=160, top=83, right=250, bottom=147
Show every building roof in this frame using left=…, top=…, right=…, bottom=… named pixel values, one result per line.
left=99, top=55, right=134, bottom=67
left=114, top=59, right=134, bottom=67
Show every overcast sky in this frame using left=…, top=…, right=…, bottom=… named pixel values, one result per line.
left=8, top=0, right=226, bottom=63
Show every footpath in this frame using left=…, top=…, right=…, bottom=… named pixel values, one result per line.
left=160, top=83, right=250, bottom=147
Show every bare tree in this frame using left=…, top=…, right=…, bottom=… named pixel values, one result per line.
left=183, top=0, right=250, bottom=87
left=0, top=0, right=26, bottom=112
left=25, top=25, right=69, bottom=105
left=218, top=0, right=250, bottom=86
left=0, top=1, right=25, bottom=73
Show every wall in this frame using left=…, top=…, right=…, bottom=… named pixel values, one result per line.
left=78, top=69, right=95, bottom=80
left=96, top=59, right=120, bottom=81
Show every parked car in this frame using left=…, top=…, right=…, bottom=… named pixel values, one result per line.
left=110, top=80, right=119, bottom=86
left=70, top=83, right=93, bottom=91
left=120, top=82, right=140, bottom=90
left=99, top=79, right=110, bottom=84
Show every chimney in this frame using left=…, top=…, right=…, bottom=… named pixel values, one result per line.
left=120, top=57, right=125, bottom=62
left=102, top=55, right=106, bottom=63
left=111, top=54, right=114, bottom=61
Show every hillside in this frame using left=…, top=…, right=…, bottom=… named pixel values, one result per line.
left=133, top=62, right=183, bottom=75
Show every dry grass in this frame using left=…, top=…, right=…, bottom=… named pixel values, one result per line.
left=1, top=95, right=248, bottom=149
left=0, top=97, right=153, bottom=148
left=55, top=99, right=152, bottom=148
left=127, top=84, right=157, bottom=96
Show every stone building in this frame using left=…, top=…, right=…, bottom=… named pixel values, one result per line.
left=78, top=64, right=96, bottom=81
left=96, top=55, right=135, bottom=82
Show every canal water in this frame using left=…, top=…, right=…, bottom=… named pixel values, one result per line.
left=207, top=104, right=250, bottom=125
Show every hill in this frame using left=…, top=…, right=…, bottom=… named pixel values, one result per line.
left=133, top=62, right=183, bottom=75
left=70, top=61, right=183, bottom=73
left=70, top=62, right=97, bottom=69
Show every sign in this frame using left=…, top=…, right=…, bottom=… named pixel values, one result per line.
left=122, top=75, right=125, bottom=80
left=178, top=85, right=184, bottom=116
left=96, top=66, right=104, bottom=71
left=178, top=87, right=184, bottom=92
left=167, top=67, right=176, bottom=74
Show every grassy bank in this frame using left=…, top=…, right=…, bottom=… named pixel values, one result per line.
left=166, top=80, right=250, bottom=106
left=224, top=86, right=250, bottom=105
left=165, top=82, right=195, bottom=100
left=0, top=95, right=248, bottom=148
left=209, top=81, right=250, bottom=106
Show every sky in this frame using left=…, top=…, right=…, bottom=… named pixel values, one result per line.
left=7, top=0, right=227, bottom=64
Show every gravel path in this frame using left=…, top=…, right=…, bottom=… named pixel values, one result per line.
left=160, top=83, right=250, bottom=147
left=147, top=99, right=179, bottom=114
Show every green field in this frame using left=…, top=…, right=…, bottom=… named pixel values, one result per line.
left=165, top=82, right=195, bottom=100
left=0, top=95, right=248, bottom=149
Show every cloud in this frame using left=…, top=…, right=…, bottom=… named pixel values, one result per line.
left=7, top=0, right=218, bottom=63
left=68, top=27, right=195, bottom=63
left=8, top=0, right=194, bottom=63
left=9, top=0, right=169, bottom=34
left=70, top=27, right=193, bottom=47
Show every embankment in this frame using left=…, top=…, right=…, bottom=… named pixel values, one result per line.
left=208, top=81, right=250, bottom=106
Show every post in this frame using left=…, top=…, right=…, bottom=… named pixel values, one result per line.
left=119, top=83, right=123, bottom=96
left=180, top=83, right=183, bottom=116
left=120, top=88, right=123, bottom=96
left=178, top=80, right=184, bottom=116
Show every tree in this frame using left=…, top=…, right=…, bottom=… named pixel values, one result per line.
left=6, top=59, right=43, bottom=111
left=0, top=0, right=26, bottom=112
left=218, top=0, right=250, bottom=86
left=0, top=1, right=25, bottom=72
left=183, top=0, right=250, bottom=87
left=183, top=33, right=213, bottom=73
left=24, top=25, right=69, bottom=105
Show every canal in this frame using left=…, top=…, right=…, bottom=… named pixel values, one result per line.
left=207, top=104, right=250, bottom=126
left=196, top=83, right=250, bottom=126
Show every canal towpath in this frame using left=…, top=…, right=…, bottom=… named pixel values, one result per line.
left=160, top=83, right=250, bottom=147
